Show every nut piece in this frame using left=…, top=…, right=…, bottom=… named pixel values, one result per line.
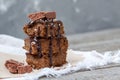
left=28, top=11, right=56, bottom=21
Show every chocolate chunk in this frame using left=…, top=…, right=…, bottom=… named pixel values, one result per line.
left=28, top=11, right=56, bottom=21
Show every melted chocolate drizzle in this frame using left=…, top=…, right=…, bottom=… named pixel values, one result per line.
left=57, top=22, right=61, bottom=52
left=29, top=37, right=32, bottom=54
left=36, top=27, right=42, bottom=57
left=49, top=37, right=53, bottom=66
left=45, top=21, right=48, bottom=38
left=48, top=19, right=53, bottom=66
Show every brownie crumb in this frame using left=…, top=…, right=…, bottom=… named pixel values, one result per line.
left=5, top=59, right=33, bottom=74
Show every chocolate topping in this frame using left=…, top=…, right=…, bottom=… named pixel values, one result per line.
left=57, top=22, right=61, bottom=52
left=35, top=37, right=42, bottom=58
left=29, top=37, right=32, bottom=54
left=35, top=27, right=42, bottom=57
left=45, top=20, right=48, bottom=38
left=49, top=37, right=53, bottom=66
left=48, top=19, right=53, bottom=66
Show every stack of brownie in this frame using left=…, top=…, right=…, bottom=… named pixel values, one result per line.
left=23, top=11, right=68, bottom=69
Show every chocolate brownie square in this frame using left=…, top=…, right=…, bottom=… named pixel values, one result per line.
left=23, top=20, right=64, bottom=37
left=26, top=51, right=67, bottom=69
left=28, top=11, right=56, bottom=21
left=23, top=36, right=68, bottom=57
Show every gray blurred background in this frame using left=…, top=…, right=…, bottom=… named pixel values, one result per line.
left=0, top=0, right=120, bottom=39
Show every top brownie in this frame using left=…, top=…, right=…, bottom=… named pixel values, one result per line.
left=28, top=11, right=56, bottom=21
left=23, top=11, right=65, bottom=37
